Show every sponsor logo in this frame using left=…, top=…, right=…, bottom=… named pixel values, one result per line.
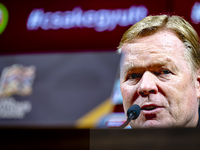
left=0, top=64, right=36, bottom=119
left=0, top=3, right=9, bottom=34
left=191, top=2, right=200, bottom=24
left=0, top=64, right=36, bottom=98
left=0, top=97, right=32, bottom=119
left=27, top=5, right=148, bottom=32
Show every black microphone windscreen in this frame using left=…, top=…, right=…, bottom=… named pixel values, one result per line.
left=127, top=104, right=141, bottom=120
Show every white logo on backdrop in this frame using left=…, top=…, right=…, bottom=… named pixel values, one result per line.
left=0, top=97, right=32, bottom=119
left=0, top=64, right=36, bottom=119
left=191, top=2, right=200, bottom=24
left=27, top=6, right=148, bottom=32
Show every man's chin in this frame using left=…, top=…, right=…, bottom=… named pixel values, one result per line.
left=130, top=120, right=171, bottom=128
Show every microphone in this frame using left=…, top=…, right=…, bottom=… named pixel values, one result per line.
left=117, top=104, right=141, bottom=129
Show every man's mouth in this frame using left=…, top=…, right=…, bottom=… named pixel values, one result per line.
left=142, top=106, right=157, bottom=111
left=141, top=105, right=163, bottom=113
left=140, top=104, right=163, bottom=119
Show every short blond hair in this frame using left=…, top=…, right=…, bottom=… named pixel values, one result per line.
left=118, top=15, right=200, bottom=71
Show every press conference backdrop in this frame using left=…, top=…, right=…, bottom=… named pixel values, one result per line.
left=0, top=0, right=200, bottom=128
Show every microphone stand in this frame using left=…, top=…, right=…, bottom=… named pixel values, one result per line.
left=118, top=112, right=135, bottom=129
left=109, top=104, right=141, bottom=129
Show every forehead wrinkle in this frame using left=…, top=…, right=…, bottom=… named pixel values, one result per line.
left=122, top=43, right=174, bottom=55
left=121, top=41, right=183, bottom=75
left=121, top=56, right=178, bottom=74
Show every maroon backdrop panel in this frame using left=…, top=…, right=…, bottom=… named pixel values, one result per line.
left=173, top=0, right=200, bottom=36
left=0, top=0, right=168, bottom=54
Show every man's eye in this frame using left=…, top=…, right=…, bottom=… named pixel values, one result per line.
left=127, top=73, right=141, bottom=80
left=156, top=69, right=172, bottom=75
left=162, top=69, right=171, bottom=74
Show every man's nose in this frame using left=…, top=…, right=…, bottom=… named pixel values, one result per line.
left=137, top=71, right=158, bottom=97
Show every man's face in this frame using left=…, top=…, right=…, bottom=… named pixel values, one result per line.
left=120, top=30, right=200, bottom=128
